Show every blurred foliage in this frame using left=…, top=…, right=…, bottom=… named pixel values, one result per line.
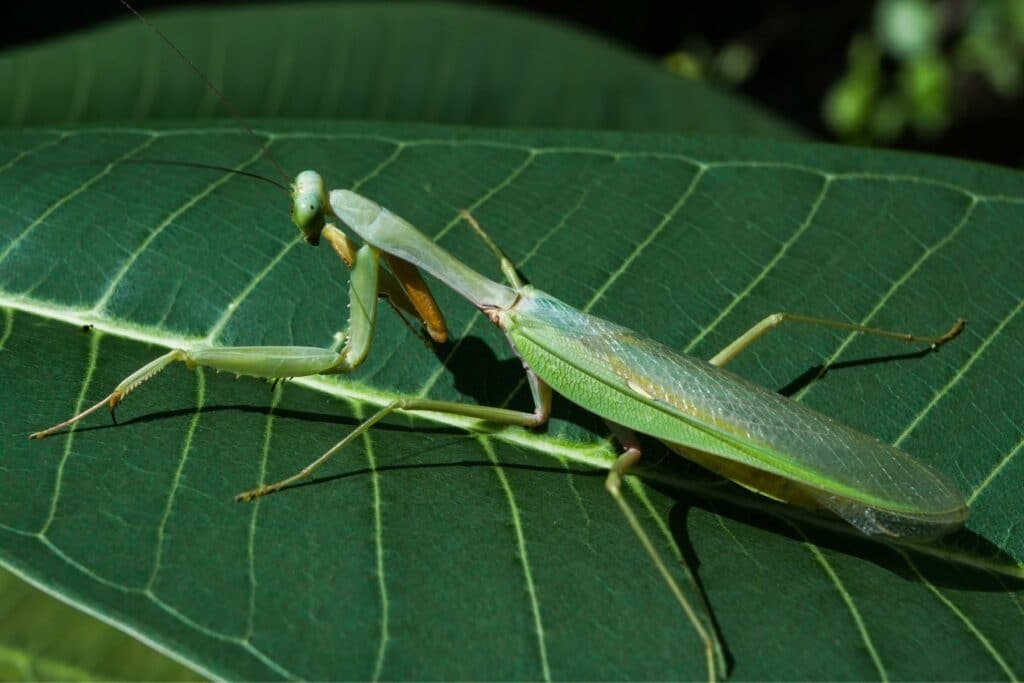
left=0, top=567, right=199, bottom=681
left=663, top=39, right=759, bottom=87
left=824, top=0, right=1024, bottom=143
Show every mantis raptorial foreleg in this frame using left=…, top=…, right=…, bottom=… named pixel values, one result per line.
left=708, top=313, right=965, bottom=367
left=323, top=224, right=448, bottom=343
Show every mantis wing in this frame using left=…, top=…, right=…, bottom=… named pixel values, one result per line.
left=505, top=289, right=968, bottom=539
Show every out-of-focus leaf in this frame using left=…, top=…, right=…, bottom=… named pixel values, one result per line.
left=0, top=4, right=799, bottom=138
left=0, top=566, right=198, bottom=681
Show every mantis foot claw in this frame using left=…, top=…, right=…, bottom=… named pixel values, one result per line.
left=235, top=484, right=279, bottom=502
left=29, top=390, right=124, bottom=440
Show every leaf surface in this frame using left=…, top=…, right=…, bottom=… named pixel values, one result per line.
left=1, top=122, right=1022, bottom=680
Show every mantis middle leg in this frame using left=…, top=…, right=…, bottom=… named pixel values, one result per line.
left=235, top=374, right=551, bottom=501
left=31, top=242, right=387, bottom=439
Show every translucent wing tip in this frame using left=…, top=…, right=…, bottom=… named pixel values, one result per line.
left=820, top=494, right=969, bottom=540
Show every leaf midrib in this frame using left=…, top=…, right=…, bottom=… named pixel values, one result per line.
left=0, top=291, right=616, bottom=468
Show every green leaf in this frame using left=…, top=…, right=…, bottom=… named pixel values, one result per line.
left=1, top=121, right=1022, bottom=680
left=0, top=4, right=799, bottom=138
left=0, top=566, right=198, bottom=681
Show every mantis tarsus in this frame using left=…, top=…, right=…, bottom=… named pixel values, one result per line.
left=31, top=167, right=968, bottom=680
left=28, top=4, right=972, bottom=680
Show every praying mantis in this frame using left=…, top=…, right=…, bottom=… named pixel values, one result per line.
left=22, top=4, right=974, bottom=681
left=30, top=165, right=968, bottom=679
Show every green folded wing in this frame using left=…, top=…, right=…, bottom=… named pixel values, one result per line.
left=506, top=288, right=968, bottom=538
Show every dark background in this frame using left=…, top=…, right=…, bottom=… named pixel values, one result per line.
left=1, top=1, right=1020, bottom=167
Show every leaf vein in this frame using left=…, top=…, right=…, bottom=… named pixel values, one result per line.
left=583, top=164, right=706, bottom=313
left=18, top=536, right=299, bottom=679
left=683, top=173, right=832, bottom=353
left=245, top=383, right=286, bottom=641
left=794, top=194, right=979, bottom=404
left=356, top=401, right=391, bottom=683
left=479, top=438, right=551, bottom=682
left=968, top=433, right=1024, bottom=506
left=146, top=369, right=206, bottom=591
left=0, top=134, right=160, bottom=268
left=895, top=293, right=1024, bottom=446
left=39, top=329, right=102, bottom=536
left=793, top=525, right=888, bottom=681
left=93, top=140, right=275, bottom=314
left=902, top=551, right=1018, bottom=680
left=0, top=132, right=68, bottom=175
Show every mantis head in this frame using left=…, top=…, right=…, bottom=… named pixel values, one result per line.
left=291, top=170, right=328, bottom=246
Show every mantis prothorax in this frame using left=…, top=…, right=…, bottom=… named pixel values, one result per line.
left=31, top=168, right=967, bottom=681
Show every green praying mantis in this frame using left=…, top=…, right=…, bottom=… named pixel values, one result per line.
left=26, top=4, right=972, bottom=681
left=30, top=168, right=968, bottom=679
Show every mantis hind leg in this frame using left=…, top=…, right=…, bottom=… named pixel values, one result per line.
left=709, top=313, right=965, bottom=367
left=605, top=423, right=724, bottom=682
